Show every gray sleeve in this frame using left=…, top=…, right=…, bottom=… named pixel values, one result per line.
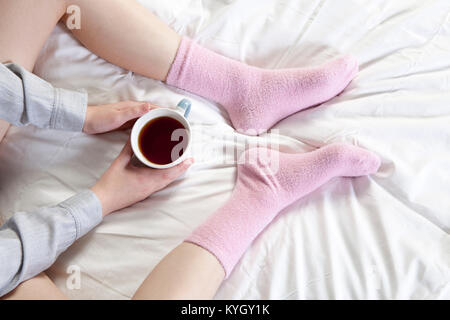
left=0, top=190, right=102, bottom=297
left=0, top=63, right=87, bottom=131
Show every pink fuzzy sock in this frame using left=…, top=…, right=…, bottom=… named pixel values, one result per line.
left=166, top=37, right=358, bottom=134
left=186, top=143, right=380, bottom=277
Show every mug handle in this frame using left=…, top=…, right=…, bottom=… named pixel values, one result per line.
left=176, top=99, right=192, bottom=118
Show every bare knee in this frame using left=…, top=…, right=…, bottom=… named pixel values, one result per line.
left=1, top=272, right=67, bottom=300
left=0, top=0, right=68, bottom=71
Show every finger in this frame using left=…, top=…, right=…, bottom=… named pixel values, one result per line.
left=117, top=118, right=138, bottom=131
left=133, top=157, right=194, bottom=180
left=120, top=103, right=151, bottom=123
left=115, top=101, right=163, bottom=112
left=152, top=158, right=195, bottom=180
left=146, top=103, right=163, bottom=110
left=114, top=100, right=149, bottom=109
left=114, top=140, right=134, bottom=167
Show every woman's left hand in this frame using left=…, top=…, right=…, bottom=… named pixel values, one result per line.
left=83, top=101, right=153, bottom=134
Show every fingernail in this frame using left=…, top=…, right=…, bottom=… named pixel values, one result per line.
left=185, top=158, right=194, bottom=165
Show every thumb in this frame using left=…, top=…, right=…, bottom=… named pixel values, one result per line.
left=114, top=140, right=134, bottom=167
left=167, top=158, right=195, bottom=178
left=146, top=157, right=194, bottom=181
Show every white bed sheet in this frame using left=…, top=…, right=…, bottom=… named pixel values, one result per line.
left=1, top=0, right=449, bottom=299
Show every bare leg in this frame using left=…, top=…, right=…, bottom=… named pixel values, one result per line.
left=67, top=0, right=181, bottom=81
left=3, top=242, right=224, bottom=300
left=1, top=273, right=67, bottom=300
left=0, top=0, right=67, bottom=144
left=133, top=243, right=225, bottom=300
left=0, top=0, right=66, bottom=71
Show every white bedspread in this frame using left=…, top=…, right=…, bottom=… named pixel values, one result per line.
left=1, top=0, right=449, bottom=299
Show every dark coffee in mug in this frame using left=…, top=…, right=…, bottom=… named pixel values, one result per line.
left=138, top=116, right=186, bottom=165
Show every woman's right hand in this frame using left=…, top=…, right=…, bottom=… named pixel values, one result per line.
left=91, top=140, right=194, bottom=217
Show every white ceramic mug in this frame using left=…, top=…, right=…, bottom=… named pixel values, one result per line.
left=131, top=99, right=192, bottom=169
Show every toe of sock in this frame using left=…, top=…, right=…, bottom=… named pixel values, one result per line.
left=348, top=147, right=381, bottom=177
left=343, top=54, right=359, bottom=80
left=358, top=150, right=381, bottom=175
left=338, top=54, right=359, bottom=82
left=325, top=54, right=359, bottom=84
left=326, top=143, right=381, bottom=177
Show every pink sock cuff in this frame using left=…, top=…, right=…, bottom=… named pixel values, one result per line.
left=166, top=37, right=193, bottom=87
left=185, top=234, right=234, bottom=279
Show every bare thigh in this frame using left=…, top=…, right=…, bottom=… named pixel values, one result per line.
left=1, top=273, right=67, bottom=300
left=0, top=0, right=67, bottom=71
left=0, top=0, right=67, bottom=144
